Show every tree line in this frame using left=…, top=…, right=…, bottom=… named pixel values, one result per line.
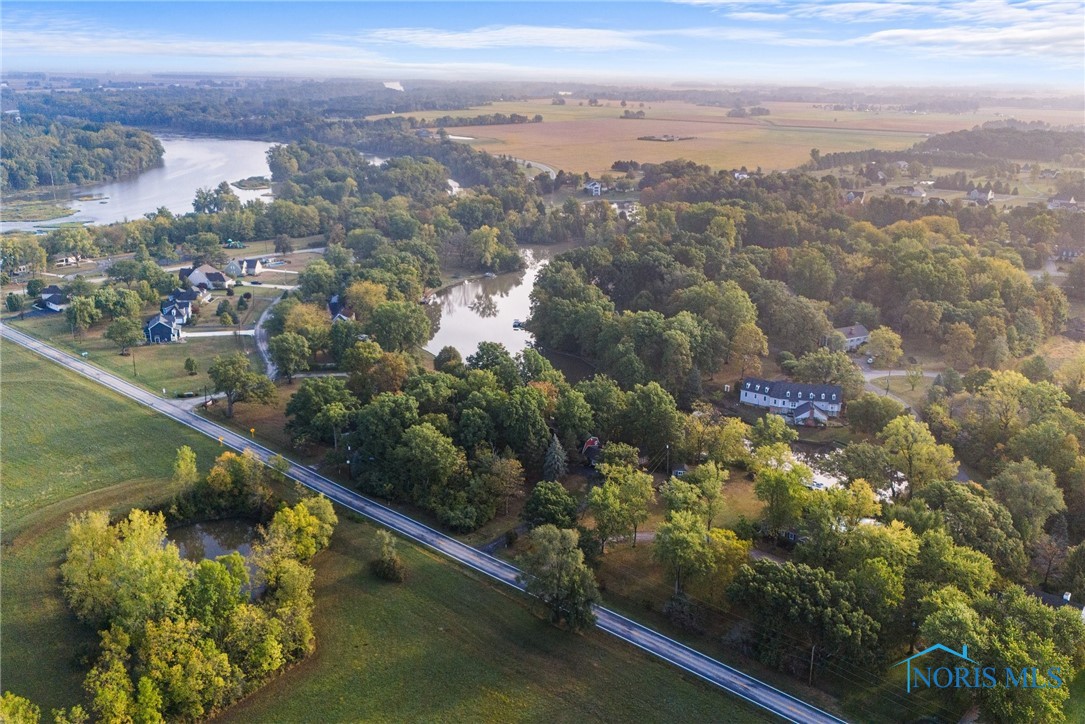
left=1, top=115, right=163, bottom=192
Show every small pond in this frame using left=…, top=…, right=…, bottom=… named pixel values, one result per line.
left=170, top=518, right=258, bottom=563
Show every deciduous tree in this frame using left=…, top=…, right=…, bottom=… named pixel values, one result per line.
left=268, top=331, right=311, bottom=383
left=654, top=510, right=713, bottom=595
left=518, top=525, right=599, bottom=630
left=208, top=353, right=276, bottom=418
left=522, top=481, right=578, bottom=529
left=878, top=416, right=958, bottom=496
left=104, top=317, right=143, bottom=355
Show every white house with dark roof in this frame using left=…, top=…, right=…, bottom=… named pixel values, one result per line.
left=181, top=264, right=234, bottom=290
left=160, top=300, right=192, bottom=325
left=327, top=294, right=355, bottom=323
left=584, top=181, right=602, bottom=196
left=224, top=258, right=263, bottom=277
left=740, top=378, right=843, bottom=423
left=833, top=324, right=870, bottom=352
left=1048, top=195, right=1078, bottom=211
left=38, top=284, right=70, bottom=312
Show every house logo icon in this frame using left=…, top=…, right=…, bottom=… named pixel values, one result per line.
left=893, top=644, right=976, bottom=693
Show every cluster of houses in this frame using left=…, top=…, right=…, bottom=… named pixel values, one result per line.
left=143, top=260, right=262, bottom=344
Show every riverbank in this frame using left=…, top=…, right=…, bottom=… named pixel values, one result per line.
left=0, top=199, right=76, bottom=223
left=0, top=135, right=275, bottom=234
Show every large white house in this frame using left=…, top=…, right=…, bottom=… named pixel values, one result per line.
left=181, top=264, right=234, bottom=290
left=740, top=378, right=843, bottom=424
left=833, top=324, right=870, bottom=352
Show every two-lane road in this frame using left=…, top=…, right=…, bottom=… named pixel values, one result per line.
left=0, top=322, right=846, bottom=724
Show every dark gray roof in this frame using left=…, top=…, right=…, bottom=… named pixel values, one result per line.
left=170, top=288, right=203, bottom=302
left=1026, top=588, right=1077, bottom=610
left=40, top=285, right=64, bottom=297
left=42, top=293, right=69, bottom=306
left=328, top=294, right=352, bottom=319
left=145, top=313, right=180, bottom=330
left=742, top=377, right=842, bottom=402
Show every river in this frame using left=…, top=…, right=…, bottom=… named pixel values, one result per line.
left=5, top=131, right=555, bottom=363
left=1, top=136, right=276, bottom=233
left=425, top=246, right=562, bottom=358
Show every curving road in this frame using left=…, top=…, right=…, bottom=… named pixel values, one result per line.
left=0, top=321, right=846, bottom=724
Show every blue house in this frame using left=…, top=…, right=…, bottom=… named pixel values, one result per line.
left=145, top=314, right=183, bottom=344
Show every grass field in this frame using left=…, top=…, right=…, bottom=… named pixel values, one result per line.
left=0, top=340, right=227, bottom=712
left=372, top=99, right=1085, bottom=176
left=219, top=517, right=773, bottom=723
left=7, top=310, right=261, bottom=396
left=1, top=339, right=779, bottom=722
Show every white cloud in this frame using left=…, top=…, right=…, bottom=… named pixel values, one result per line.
left=855, top=22, right=1085, bottom=58
left=1, top=12, right=388, bottom=64
left=363, top=25, right=662, bottom=51
left=727, top=11, right=790, bottom=21
left=670, top=0, right=1085, bottom=58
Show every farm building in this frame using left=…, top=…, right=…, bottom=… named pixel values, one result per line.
left=740, top=378, right=843, bottom=424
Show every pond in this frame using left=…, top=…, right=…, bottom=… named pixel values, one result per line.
left=1, top=135, right=276, bottom=233
left=424, top=245, right=561, bottom=358
left=170, top=518, right=258, bottom=563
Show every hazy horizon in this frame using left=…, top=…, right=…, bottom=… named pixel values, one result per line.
left=2, top=1, right=1083, bottom=91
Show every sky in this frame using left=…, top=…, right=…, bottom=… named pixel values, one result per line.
left=2, top=1, right=1083, bottom=89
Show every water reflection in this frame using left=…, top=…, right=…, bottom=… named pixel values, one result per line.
left=468, top=292, right=500, bottom=319
left=425, top=247, right=555, bottom=357
left=1, top=136, right=274, bottom=233
left=171, top=519, right=256, bottom=563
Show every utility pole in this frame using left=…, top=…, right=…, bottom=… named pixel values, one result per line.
left=665, top=444, right=670, bottom=475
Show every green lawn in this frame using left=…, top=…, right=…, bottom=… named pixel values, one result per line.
left=7, top=311, right=261, bottom=395
left=868, top=374, right=933, bottom=410
left=1, top=339, right=776, bottom=722
left=0, top=340, right=226, bottom=712
left=219, top=517, right=772, bottom=724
